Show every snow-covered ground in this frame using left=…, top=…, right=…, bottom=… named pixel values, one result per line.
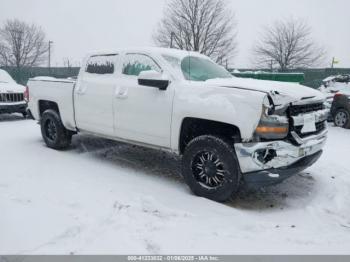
left=1, top=114, right=350, bottom=255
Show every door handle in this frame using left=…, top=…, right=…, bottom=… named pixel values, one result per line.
left=115, top=87, right=128, bottom=99
left=76, top=87, right=86, bottom=95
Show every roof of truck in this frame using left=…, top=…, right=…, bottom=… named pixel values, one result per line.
left=86, top=47, right=207, bottom=60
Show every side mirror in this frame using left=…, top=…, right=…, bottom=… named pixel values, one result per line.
left=137, top=70, right=170, bottom=90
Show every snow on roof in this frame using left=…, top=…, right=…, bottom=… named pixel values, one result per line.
left=323, top=76, right=336, bottom=82
left=86, top=47, right=206, bottom=60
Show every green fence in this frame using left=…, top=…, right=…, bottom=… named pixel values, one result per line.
left=232, top=71, right=304, bottom=83
left=232, top=68, right=350, bottom=88
left=1, top=66, right=350, bottom=89
left=291, top=68, right=350, bottom=88
left=1, top=67, right=80, bottom=85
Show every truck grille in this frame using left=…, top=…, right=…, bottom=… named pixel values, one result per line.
left=294, top=120, right=326, bottom=138
left=0, top=93, right=24, bottom=102
left=288, top=102, right=327, bottom=142
left=289, top=103, right=324, bottom=116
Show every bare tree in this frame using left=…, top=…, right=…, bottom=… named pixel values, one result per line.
left=63, top=58, right=71, bottom=68
left=253, top=18, right=325, bottom=71
left=0, top=19, right=48, bottom=69
left=0, top=45, right=9, bottom=66
left=153, top=0, right=237, bottom=65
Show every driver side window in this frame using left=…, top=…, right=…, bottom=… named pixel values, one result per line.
left=122, top=54, right=161, bottom=76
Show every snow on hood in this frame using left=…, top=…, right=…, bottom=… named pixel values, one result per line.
left=0, top=82, right=26, bottom=93
left=206, top=77, right=325, bottom=105
left=0, top=69, right=16, bottom=83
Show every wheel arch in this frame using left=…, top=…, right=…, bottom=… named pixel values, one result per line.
left=333, top=107, right=350, bottom=128
left=38, top=100, right=60, bottom=118
left=178, top=117, right=242, bottom=154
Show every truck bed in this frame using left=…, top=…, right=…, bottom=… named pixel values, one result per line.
left=28, top=77, right=77, bottom=131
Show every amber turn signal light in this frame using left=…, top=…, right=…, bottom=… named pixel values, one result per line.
left=256, top=126, right=288, bottom=134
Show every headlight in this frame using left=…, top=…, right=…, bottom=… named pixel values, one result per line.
left=255, top=95, right=289, bottom=139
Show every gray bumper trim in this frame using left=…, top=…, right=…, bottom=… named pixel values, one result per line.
left=234, top=129, right=327, bottom=174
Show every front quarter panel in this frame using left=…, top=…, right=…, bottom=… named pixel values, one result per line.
left=171, top=81, right=266, bottom=152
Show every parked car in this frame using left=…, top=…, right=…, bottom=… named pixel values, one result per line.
left=0, top=69, right=28, bottom=117
left=322, top=74, right=350, bottom=88
left=28, top=47, right=328, bottom=201
left=319, top=74, right=350, bottom=121
left=331, top=92, right=350, bottom=128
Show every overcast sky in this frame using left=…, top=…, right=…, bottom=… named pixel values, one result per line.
left=1, top=0, right=349, bottom=68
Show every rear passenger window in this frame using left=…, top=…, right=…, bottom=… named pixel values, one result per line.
left=122, top=54, right=161, bottom=76
left=85, top=54, right=116, bottom=74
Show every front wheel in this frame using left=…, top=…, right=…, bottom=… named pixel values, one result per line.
left=182, top=135, right=241, bottom=202
left=334, top=108, right=350, bottom=128
left=40, top=109, right=72, bottom=149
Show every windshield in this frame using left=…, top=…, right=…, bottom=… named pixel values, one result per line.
left=163, top=54, right=232, bottom=81
left=0, top=70, right=15, bottom=83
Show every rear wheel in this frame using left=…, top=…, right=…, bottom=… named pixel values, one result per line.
left=334, top=108, right=350, bottom=128
left=40, top=109, right=72, bottom=149
left=182, top=135, right=241, bottom=202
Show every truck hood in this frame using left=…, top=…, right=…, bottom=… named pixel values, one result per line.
left=206, top=77, right=325, bottom=105
left=0, top=82, right=26, bottom=93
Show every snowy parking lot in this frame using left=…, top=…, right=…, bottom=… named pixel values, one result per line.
left=1, top=114, right=350, bottom=254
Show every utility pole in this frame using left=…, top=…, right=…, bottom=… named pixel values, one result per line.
left=48, top=40, right=53, bottom=72
left=270, top=59, right=273, bottom=72
left=170, top=32, right=175, bottom=48
left=331, top=57, right=334, bottom=68
left=331, top=57, right=339, bottom=68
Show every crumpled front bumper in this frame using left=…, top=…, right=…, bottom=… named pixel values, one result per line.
left=234, top=129, right=327, bottom=187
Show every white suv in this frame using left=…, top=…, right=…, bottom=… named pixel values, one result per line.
left=0, top=69, right=28, bottom=117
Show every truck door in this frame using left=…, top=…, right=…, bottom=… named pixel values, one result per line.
left=74, top=54, right=118, bottom=136
left=114, top=53, right=174, bottom=148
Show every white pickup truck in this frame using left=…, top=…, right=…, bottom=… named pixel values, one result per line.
left=28, top=47, right=328, bottom=201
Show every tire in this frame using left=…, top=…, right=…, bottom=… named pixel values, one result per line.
left=182, top=135, right=241, bottom=202
left=22, top=112, right=27, bottom=119
left=40, top=109, right=72, bottom=149
left=334, top=108, right=350, bottom=128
